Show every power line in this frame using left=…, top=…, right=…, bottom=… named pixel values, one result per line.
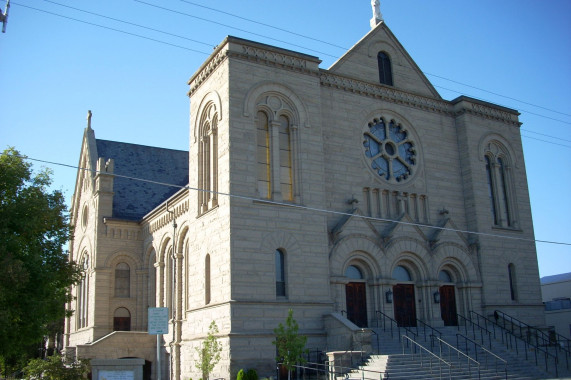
left=133, top=0, right=338, bottom=59
left=12, top=2, right=211, bottom=55
left=9, top=152, right=571, bottom=247
left=12, top=2, right=571, bottom=139
left=521, top=134, right=571, bottom=149
left=40, top=0, right=215, bottom=48
left=171, top=0, right=571, bottom=119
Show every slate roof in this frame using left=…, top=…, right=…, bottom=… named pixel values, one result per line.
left=540, top=272, right=571, bottom=285
left=95, top=139, right=189, bottom=221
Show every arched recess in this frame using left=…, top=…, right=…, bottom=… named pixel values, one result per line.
left=260, top=231, right=301, bottom=299
left=342, top=252, right=378, bottom=328
left=193, top=91, right=223, bottom=143
left=478, top=133, right=518, bottom=168
left=145, top=246, right=157, bottom=309
left=384, top=237, right=430, bottom=279
left=242, top=81, right=309, bottom=127
left=113, top=307, right=131, bottom=331
left=433, top=243, right=481, bottom=321
left=367, top=41, right=401, bottom=67
left=329, top=235, right=383, bottom=277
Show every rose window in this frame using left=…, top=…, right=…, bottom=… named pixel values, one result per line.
left=363, top=118, right=416, bottom=183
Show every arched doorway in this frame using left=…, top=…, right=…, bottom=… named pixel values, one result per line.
left=392, top=266, right=416, bottom=327
left=438, top=270, right=458, bottom=326
left=113, top=307, right=131, bottom=331
left=345, top=265, right=367, bottom=327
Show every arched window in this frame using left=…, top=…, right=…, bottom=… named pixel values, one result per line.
left=113, top=307, right=131, bottom=331
left=205, top=254, right=211, bottom=305
left=275, top=249, right=286, bottom=297
left=257, top=111, right=271, bottom=198
left=76, top=257, right=89, bottom=329
left=439, top=270, right=453, bottom=283
left=279, top=115, right=293, bottom=201
left=392, top=265, right=412, bottom=281
left=377, top=51, right=393, bottom=86
left=485, top=156, right=498, bottom=225
left=508, top=263, right=517, bottom=301
left=345, top=265, right=363, bottom=280
left=255, top=94, right=299, bottom=203
left=115, top=262, right=130, bottom=298
left=483, top=142, right=517, bottom=228
left=198, top=103, right=218, bottom=215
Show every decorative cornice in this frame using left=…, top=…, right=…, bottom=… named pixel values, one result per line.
left=188, top=49, right=228, bottom=97
left=320, top=72, right=520, bottom=126
left=320, top=72, right=450, bottom=115
left=234, top=45, right=316, bottom=74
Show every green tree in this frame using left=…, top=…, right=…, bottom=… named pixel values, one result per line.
left=196, top=321, right=222, bottom=380
left=23, top=354, right=90, bottom=380
left=272, top=309, right=308, bottom=380
left=0, top=148, right=83, bottom=374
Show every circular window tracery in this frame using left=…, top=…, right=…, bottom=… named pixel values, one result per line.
left=363, top=118, right=416, bottom=183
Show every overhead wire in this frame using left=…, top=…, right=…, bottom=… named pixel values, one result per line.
left=171, top=0, right=571, bottom=119
left=13, top=0, right=571, bottom=131
left=8, top=152, right=571, bottom=248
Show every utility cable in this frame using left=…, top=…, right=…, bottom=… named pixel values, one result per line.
left=8, top=152, right=571, bottom=247
left=14, top=1, right=571, bottom=130
left=171, top=0, right=571, bottom=119
left=40, top=0, right=215, bottom=48
left=12, top=2, right=211, bottom=55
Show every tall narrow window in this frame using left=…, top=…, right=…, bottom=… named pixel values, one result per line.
left=485, top=156, right=498, bottom=225
left=278, top=115, right=293, bottom=201
left=275, top=249, right=286, bottom=297
left=148, top=251, right=156, bottom=308
left=205, top=254, right=211, bottom=305
left=508, top=263, right=517, bottom=301
left=257, top=111, right=271, bottom=198
left=377, top=52, right=393, bottom=86
left=115, top=262, right=130, bottom=298
left=498, top=158, right=511, bottom=226
left=483, top=141, right=517, bottom=228
left=198, top=103, right=218, bottom=214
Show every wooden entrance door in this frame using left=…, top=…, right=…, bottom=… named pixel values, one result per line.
left=345, top=282, right=367, bottom=327
left=393, top=284, right=416, bottom=327
left=439, top=285, right=458, bottom=326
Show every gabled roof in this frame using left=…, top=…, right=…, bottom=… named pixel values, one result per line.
left=327, top=21, right=440, bottom=99
left=95, top=139, right=189, bottom=221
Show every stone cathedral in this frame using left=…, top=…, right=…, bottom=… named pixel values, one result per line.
left=64, top=5, right=545, bottom=379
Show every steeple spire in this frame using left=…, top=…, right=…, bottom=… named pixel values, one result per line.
left=87, top=110, right=92, bottom=130
left=370, top=0, right=383, bottom=28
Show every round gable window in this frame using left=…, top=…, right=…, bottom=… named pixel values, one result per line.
left=363, top=117, right=417, bottom=184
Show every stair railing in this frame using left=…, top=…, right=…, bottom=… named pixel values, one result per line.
left=456, top=333, right=507, bottom=379
left=456, top=314, right=493, bottom=349
left=375, top=311, right=418, bottom=345
left=415, top=318, right=442, bottom=348
left=402, top=335, right=452, bottom=380
left=494, top=309, right=570, bottom=369
left=470, top=310, right=561, bottom=377
left=431, top=334, right=480, bottom=380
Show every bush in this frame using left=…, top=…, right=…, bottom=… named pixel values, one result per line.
left=245, top=368, right=258, bottom=380
left=236, top=369, right=245, bottom=380
left=23, top=354, right=90, bottom=380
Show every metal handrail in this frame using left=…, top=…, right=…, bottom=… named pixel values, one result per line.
left=402, top=335, right=452, bottom=380
left=296, top=360, right=387, bottom=380
left=375, top=310, right=418, bottom=343
left=456, top=333, right=507, bottom=379
left=470, top=310, right=561, bottom=376
left=415, top=318, right=442, bottom=345
left=431, top=334, right=480, bottom=380
left=456, top=313, right=493, bottom=349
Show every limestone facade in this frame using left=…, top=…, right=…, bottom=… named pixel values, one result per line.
left=65, top=20, right=545, bottom=380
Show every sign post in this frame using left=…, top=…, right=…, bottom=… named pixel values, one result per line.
left=148, top=307, right=169, bottom=380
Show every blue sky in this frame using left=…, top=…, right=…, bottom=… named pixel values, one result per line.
left=1, top=0, right=569, bottom=277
